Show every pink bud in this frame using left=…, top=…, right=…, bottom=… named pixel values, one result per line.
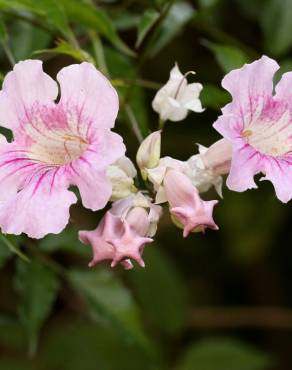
left=164, top=169, right=218, bottom=237
left=79, top=210, right=153, bottom=270
left=201, top=138, right=232, bottom=175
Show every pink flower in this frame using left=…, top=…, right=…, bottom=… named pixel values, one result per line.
left=214, top=55, right=292, bottom=203
left=0, top=60, right=125, bottom=238
left=79, top=193, right=161, bottom=269
left=164, top=169, right=218, bottom=237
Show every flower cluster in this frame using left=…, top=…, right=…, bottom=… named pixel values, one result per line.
left=0, top=57, right=290, bottom=269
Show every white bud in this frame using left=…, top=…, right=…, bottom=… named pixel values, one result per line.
left=136, top=131, right=161, bottom=178
left=152, top=63, right=204, bottom=122
left=107, top=157, right=137, bottom=201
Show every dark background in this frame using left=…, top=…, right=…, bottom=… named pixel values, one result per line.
left=0, top=0, right=291, bottom=369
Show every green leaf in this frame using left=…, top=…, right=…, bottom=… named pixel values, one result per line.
left=59, top=0, right=135, bottom=56
left=68, top=268, right=155, bottom=353
left=126, top=246, right=188, bottom=336
left=41, top=321, right=163, bottom=370
left=176, top=337, right=271, bottom=370
left=200, top=84, right=230, bottom=110
left=14, top=259, right=59, bottom=355
left=39, top=225, right=89, bottom=258
left=10, top=20, right=51, bottom=61
left=0, top=18, right=8, bottom=42
left=34, top=40, right=95, bottom=63
left=261, top=0, right=292, bottom=56
left=144, top=1, right=195, bottom=58
left=204, top=41, right=250, bottom=73
left=0, top=0, right=75, bottom=43
left=0, top=234, right=29, bottom=262
left=106, top=47, right=149, bottom=137
left=136, top=9, right=160, bottom=48
left=0, top=240, right=12, bottom=269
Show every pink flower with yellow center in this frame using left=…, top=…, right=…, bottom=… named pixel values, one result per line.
left=0, top=60, right=125, bottom=238
left=214, top=55, right=292, bottom=203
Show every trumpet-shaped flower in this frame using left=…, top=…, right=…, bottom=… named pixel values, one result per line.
left=152, top=63, right=204, bottom=122
left=79, top=193, right=161, bottom=269
left=164, top=169, right=218, bottom=237
left=214, top=55, right=292, bottom=203
left=0, top=60, right=125, bottom=238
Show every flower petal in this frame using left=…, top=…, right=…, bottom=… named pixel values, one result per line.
left=262, top=156, right=292, bottom=203
left=0, top=170, right=77, bottom=238
left=275, top=71, right=292, bottom=101
left=0, top=60, right=58, bottom=135
left=226, top=144, right=262, bottom=191
left=57, top=62, right=119, bottom=129
left=69, top=160, right=112, bottom=211
left=222, top=56, right=279, bottom=115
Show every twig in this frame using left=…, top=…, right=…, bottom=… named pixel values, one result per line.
left=124, top=104, right=143, bottom=143
left=190, top=306, right=292, bottom=330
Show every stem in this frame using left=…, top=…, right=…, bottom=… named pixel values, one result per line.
left=125, top=105, right=143, bottom=143
left=190, top=306, right=292, bottom=330
left=2, top=42, right=15, bottom=66
left=112, top=78, right=161, bottom=90
left=158, top=118, right=165, bottom=130
left=90, top=31, right=108, bottom=75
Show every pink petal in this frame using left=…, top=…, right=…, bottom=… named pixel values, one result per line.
left=262, top=156, right=292, bottom=203
left=222, top=56, right=279, bottom=115
left=275, top=71, right=292, bottom=101
left=226, top=144, right=262, bottom=191
left=0, top=60, right=58, bottom=136
left=68, top=160, right=112, bottom=211
left=57, top=62, right=119, bottom=130
left=0, top=169, right=77, bottom=238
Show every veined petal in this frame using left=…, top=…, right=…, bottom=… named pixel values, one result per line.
left=68, top=160, right=112, bottom=211
left=57, top=62, right=119, bottom=130
left=0, top=170, right=77, bottom=238
left=226, top=144, right=262, bottom=192
left=222, top=55, right=279, bottom=115
left=0, top=60, right=58, bottom=136
left=262, top=156, right=292, bottom=203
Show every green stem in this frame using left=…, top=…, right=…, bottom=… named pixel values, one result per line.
left=125, top=105, right=143, bottom=143
left=90, top=31, right=108, bottom=75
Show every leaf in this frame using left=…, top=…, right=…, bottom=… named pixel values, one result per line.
left=39, top=225, right=89, bottom=258
left=204, top=41, right=250, bottom=73
left=136, top=9, right=160, bottom=48
left=67, top=268, right=156, bottom=354
left=125, top=246, right=188, bottom=336
left=41, top=321, right=163, bottom=370
left=34, top=40, right=95, bottom=63
left=14, top=259, right=59, bottom=355
left=145, top=1, right=195, bottom=58
left=0, top=234, right=29, bottom=262
left=105, top=47, right=149, bottom=137
left=200, top=84, right=230, bottom=110
left=9, top=20, right=51, bottom=61
left=0, top=240, right=12, bottom=269
left=176, top=337, right=271, bottom=370
left=59, top=0, right=135, bottom=56
left=261, top=0, right=292, bottom=56
left=0, top=0, right=74, bottom=42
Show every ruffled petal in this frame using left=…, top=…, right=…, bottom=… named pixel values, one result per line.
left=0, top=170, right=77, bottom=238
left=69, top=160, right=112, bottom=211
left=262, top=156, right=292, bottom=203
left=275, top=71, right=292, bottom=102
left=222, top=56, right=279, bottom=115
left=0, top=60, right=58, bottom=135
left=57, top=62, right=119, bottom=130
left=226, top=144, right=262, bottom=191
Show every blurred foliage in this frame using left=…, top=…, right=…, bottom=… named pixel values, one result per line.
left=0, top=0, right=291, bottom=370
